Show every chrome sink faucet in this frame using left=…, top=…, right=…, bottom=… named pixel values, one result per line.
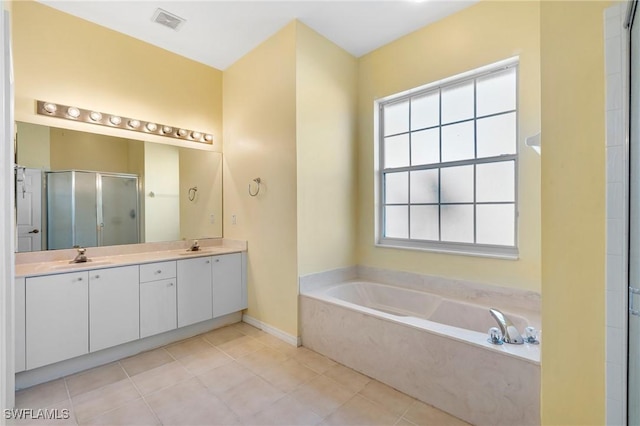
left=188, top=240, right=200, bottom=251
left=489, top=308, right=524, bottom=344
left=73, top=247, right=88, bottom=263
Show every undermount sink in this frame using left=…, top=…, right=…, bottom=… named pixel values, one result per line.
left=178, top=249, right=220, bottom=256
left=49, top=260, right=113, bottom=270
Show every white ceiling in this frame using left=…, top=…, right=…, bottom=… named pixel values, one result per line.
left=37, top=1, right=477, bottom=70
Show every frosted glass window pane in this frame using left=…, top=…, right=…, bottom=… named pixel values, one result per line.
left=440, top=204, right=473, bottom=243
left=441, top=81, right=474, bottom=124
left=385, top=206, right=408, bottom=238
left=385, top=172, right=408, bottom=204
left=440, top=165, right=474, bottom=203
left=411, top=92, right=439, bottom=130
left=476, top=204, right=515, bottom=246
left=384, top=100, right=409, bottom=136
left=477, top=112, right=516, bottom=158
left=476, top=68, right=516, bottom=117
left=441, top=121, right=474, bottom=162
left=410, top=206, right=439, bottom=240
left=410, top=170, right=439, bottom=203
left=384, top=134, right=410, bottom=168
left=476, top=161, right=515, bottom=202
left=411, top=128, right=439, bottom=165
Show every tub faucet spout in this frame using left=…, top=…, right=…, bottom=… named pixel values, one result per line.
left=489, top=308, right=524, bottom=344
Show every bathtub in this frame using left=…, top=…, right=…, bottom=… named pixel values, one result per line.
left=300, top=280, right=540, bottom=426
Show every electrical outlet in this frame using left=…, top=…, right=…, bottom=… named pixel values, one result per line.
left=209, top=214, right=215, bottom=224
left=231, top=214, right=237, bottom=225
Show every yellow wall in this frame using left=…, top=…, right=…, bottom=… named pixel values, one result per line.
left=223, top=22, right=299, bottom=336
left=357, top=1, right=541, bottom=292
left=179, top=148, right=223, bottom=240
left=295, top=23, right=358, bottom=276
left=11, top=0, right=222, bottom=152
left=49, top=127, right=136, bottom=174
left=144, top=142, right=180, bottom=243
left=15, top=122, right=49, bottom=169
left=540, top=2, right=608, bottom=424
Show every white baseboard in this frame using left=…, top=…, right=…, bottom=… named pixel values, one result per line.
left=242, top=314, right=301, bottom=347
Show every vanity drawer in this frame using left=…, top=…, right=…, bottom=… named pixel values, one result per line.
left=140, top=261, right=177, bottom=282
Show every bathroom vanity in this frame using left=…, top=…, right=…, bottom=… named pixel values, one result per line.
left=14, top=239, right=247, bottom=388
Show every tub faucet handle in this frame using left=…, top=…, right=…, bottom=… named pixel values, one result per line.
left=489, top=308, right=524, bottom=345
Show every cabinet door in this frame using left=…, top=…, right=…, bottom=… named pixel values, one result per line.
left=140, top=278, right=177, bottom=338
left=212, top=253, right=244, bottom=317
left=89, top=265, right=139, bottom=352
left=177, top=257, right=213, bottom=327
left=15, top=277, right=25, bottom=373
left=26, top=272, right=89, bottom=370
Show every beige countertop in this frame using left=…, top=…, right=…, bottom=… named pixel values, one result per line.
left=15, top=239, right=246, bottom=278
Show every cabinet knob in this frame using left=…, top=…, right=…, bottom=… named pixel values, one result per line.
left=168, top=282, right=174, bottom=287
left=94, top=275, right=100, bottom=279
left=215, top=259, right=220, bottom=263
left=77, top=277, right=83, bottom=281
left=206, top=260, right=210, bottom=264
left=155, top=270, right=162, bottom=274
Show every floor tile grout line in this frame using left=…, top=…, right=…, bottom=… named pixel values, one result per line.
left=116, top=360, right=163, bottom=426
left=62, top=377, right=79, bottom=426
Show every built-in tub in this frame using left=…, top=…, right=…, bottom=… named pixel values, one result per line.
left=300, top=280, right=540, bottom=426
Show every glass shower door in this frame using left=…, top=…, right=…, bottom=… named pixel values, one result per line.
left=99, top=174, right=139, bottom=247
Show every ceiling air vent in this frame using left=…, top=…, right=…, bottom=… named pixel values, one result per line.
left=151, top=8, right=186, bottom=31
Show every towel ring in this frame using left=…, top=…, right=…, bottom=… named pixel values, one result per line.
left=248, top=178, right=261, bottom=197
left=188, top=186, right=198, bottom=202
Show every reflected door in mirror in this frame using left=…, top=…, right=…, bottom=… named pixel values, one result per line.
left=16, top=168, right=43, bottom=252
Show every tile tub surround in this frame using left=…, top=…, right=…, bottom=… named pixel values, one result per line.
left=15, top=238, right=247, bottom=277
left=9, top=322, right=469, bottom=426
left=300, top=279, right=541, bottom=425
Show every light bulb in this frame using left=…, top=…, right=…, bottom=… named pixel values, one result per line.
left=177, top=129, right=188, bottom=137
left=162, top=126, right=173, bottom=134
left=43, top=103, right=57, bottom=114
left=191, top=131, right=202, bottom=140
left=146, top=122, right=158, bottom=132
left=89, top=111, right=102, bottom=121
left=128, top=119, right=140, bottom=129
left=67, top=107, right=81, bottom=118
left=109, top=116, right=122, bottom=125
left=204, top=134, right=213, bottom=143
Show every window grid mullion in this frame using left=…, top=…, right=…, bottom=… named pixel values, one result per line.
left=382, top=154, right=517, bottom=174
left=473, top=77, right=478, bottom=244
left=438, top=87, right=443, bottom=242
left=408, top=99, right=412, bottom=239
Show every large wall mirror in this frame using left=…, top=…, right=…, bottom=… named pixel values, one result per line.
left=15, top=122, right=223, bottom=252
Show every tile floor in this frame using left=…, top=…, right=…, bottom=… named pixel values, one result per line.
left=11, top=322, right=469, bottom=426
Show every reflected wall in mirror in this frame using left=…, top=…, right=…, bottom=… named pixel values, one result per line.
left=15, top=122, right=223, bottom=252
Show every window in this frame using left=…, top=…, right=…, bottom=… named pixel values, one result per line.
left=377, top=59, right=518, bottom=258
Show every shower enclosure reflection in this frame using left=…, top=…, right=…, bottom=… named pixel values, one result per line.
left=47, top=171, right=139, bottom=250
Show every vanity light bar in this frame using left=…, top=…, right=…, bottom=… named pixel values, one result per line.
left=36, top=100, right=214, bottom=145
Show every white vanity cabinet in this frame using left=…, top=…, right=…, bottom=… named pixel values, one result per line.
left=177, top=257, right=213, bottom=327
left=16, top=249, right=246, bottom=374
left=176, top=252, right=245, bottom=326
left=26, top=271, right=89, bottom=370
left=15, top=277, right=25, bottom=373
left=140, top=261, right=177, bottom=338
left=89, top=265, right=139, bottom=352
left=213, top=253, right=245, bottom=317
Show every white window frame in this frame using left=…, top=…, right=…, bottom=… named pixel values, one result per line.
left=374, top=57, right=519, bottom=259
